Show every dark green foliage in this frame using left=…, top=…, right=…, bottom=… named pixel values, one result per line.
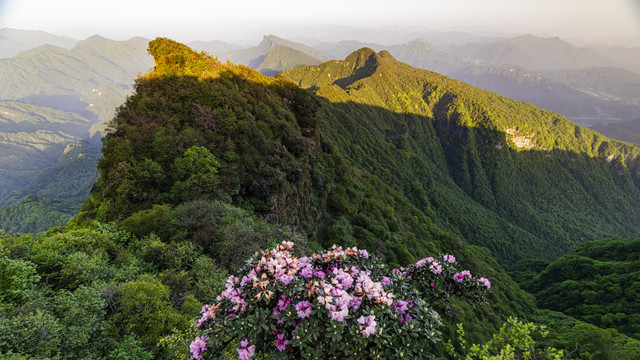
left=520, top=238, right=640, bottom=340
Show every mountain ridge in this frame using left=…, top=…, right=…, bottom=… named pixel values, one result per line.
left=284, top=48, right=640, bottom=265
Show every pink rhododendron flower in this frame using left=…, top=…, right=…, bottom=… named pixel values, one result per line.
left=237, top=339, right=255, bottom=359
left=349, top=296, right=362, bottom=310
left=197, top=305, right=211, bottom=328
left=192, top=241, right=490, bottom=359
left=274, top=333, right=288, bottom=351
left=295, top=300, right=312, bottom=318
left=393, top=300, right=409, bottom=315
left=329, top=306, right=349, bottom=322
left=358, top=315, right=377, bottom=337
left=429, top=261, right=443, bottom=275
left=190, top=336, right=208, bottom=360
left=299, top=265, right=313, bottom=278
left=277, top=295, right=291, bottom=311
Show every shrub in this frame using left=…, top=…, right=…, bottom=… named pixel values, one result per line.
left=190, top=241, right=489, bottom=359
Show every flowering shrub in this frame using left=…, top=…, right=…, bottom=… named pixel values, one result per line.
left=191, top=241, right=490, bottom=359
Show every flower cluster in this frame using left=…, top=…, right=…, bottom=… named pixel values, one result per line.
left=190, top=242, right=489, bottom=359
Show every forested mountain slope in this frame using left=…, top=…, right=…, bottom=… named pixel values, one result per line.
left=81, top=38, right=537, bottom=335
left=284, top=48, right=640, bottom=265
left=514, top=237, right=640, bottom=340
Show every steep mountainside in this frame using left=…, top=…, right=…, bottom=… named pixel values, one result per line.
left=70, top=39, right=640, bottom=359
left=317, top=37, right=640, bottom=127
left=514, top=237, right=640, bottom=340
left=284, top=48, right=640, bottom=265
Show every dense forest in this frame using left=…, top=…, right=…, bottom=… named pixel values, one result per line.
left=2, top=38, right=640, bottom=359
left=513, top=238, right=640, bottom=340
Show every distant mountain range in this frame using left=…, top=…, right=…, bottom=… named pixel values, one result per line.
left=1, top=28, right=640, bottom=234
left=0, top=28, right=77, bottom=58
left=0, top=31, right=153, bottom=232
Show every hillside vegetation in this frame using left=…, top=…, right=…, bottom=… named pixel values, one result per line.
left=284, top=48, right=640, bottom=265
left=3, top=38, right=640, bottom=359
left=0, top=38, right=537, bottom=359
left=514, top=237, right=640, bottom=340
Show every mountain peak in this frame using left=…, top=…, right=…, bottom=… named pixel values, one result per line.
left=344, top=47, right=385, bottom=69
left=147, top=37, right=225, bottom=77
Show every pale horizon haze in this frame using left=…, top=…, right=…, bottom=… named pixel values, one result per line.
left=1, top=0, right=639, bottom=45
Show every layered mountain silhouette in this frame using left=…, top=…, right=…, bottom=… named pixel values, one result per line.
left=0, top=28, right=77, bottom=58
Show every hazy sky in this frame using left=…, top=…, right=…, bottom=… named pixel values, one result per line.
left=1, top=0, right=639, bottom=44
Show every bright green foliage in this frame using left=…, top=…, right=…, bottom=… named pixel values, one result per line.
left=533, top=310, right=640, bottom=359
left=0, top=256, right=40, bottom=304
left=157, top=327, right=198, bottom=360
left=106, top=335, right=154, bottom=360
left=519, top=238, right=640, bottom=340
left=446, top=317, right=564, bottom=359
left=0, top=222, right=191, bottom=359
left=108, top=275, right=190, bottom=348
